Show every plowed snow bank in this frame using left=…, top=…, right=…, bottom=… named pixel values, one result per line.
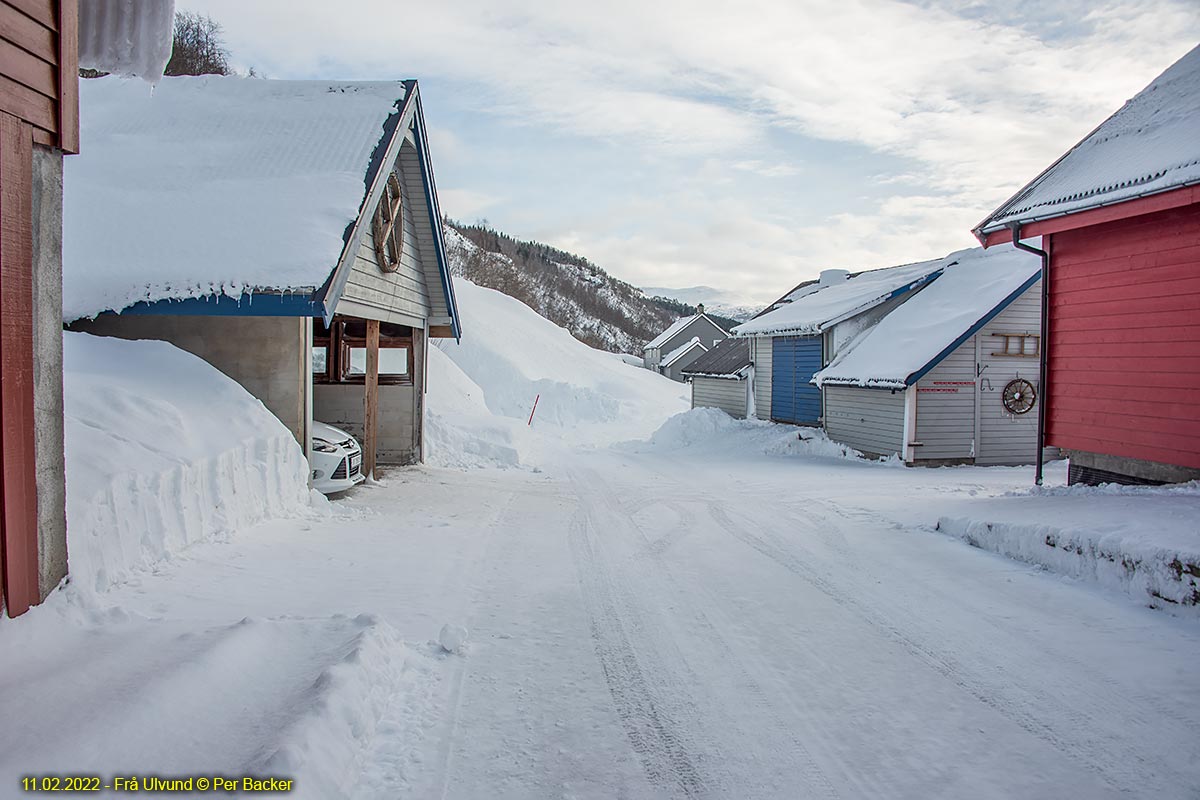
left=64, top=332, right=311, bottom=594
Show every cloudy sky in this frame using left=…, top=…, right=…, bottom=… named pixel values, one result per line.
left=183, top=0, right=1198, bottom=303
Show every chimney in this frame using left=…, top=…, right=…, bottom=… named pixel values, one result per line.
left=819, top=269, right=850, bottom=287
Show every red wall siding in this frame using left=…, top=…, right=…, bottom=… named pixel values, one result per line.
left=1047, top=203, right=1200, bottom=469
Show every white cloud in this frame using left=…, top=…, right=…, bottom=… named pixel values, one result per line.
left=182, top=0, right=1199, bottom=294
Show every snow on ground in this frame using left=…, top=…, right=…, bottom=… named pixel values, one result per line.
left=62, top=332, right=311, bottom=595
left=3, top=279, right=1199, bottom=799
left=431, top=277, right=688, bottom=461
left=935, top=481, right=1200, bottom=616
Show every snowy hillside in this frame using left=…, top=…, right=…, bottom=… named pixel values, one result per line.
left=641, top=285, right=764, bottom=322
left=444, top=222, right=694, bottom=354
left=429, top=276, right=689, bottom=467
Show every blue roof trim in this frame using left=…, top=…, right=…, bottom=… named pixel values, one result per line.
left=904, top=269, right=1042, bottom=386
left=117, top=291, right=326, bottom=317
left=412, top=89, right=461, bottom=341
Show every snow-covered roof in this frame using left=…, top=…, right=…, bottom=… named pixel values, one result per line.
left=78, top=0, right=175, bottom=82
left=660, top=337, right=707, bottom=368
left=64, top=76, right=411, bottom=321
left=734, top=259, right=943, bottom=337
left=976, top=44, right=1200, bottom=237
left=644, top=312, right=728, bottom=350
left=813, top=247, right=1042, bottom=390
left=681, top=337, right=750, bottom=379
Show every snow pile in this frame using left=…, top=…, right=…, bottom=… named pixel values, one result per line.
left=0, top=612, right=419, bottom=800
left=65, top=76, right=408, bottom=320
left=64, top=332, right=311, bottom=594
left=437, top=623, right=469, bottom=655
left=431, top=278, right=688, bottom=457
left=259, top=615, right=412, bottom=799
left=424, top=346, right=525, bottom=469
left=633, top=407, right=871, bottom=462
left=815, top=246, right=1042, bottom=388
left=935, top=483, right=1200, bottom=616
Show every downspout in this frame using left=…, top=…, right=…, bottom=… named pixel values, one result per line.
left=1008, top=222, right=1049, bottom=486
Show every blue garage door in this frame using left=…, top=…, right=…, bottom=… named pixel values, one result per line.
left=771, top=336, right=822, bottom=425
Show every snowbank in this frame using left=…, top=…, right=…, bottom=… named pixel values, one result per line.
left=629, top=407, right=884, bottom=463
left=64, top=333, right=311, bottom=593
left=257, top=615, right=414, bottom=799
left=0, top=611, right=421, bottom=800
left=935, top=483, right=1200, bottom=616
left=424, top=346, right=525, bottom=469
left=430, top=278, right=688, bottom=461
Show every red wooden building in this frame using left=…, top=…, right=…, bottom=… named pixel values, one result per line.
left=975, top=44, right=1200, bottom=485
left=0, top=0, right=171, bottom=617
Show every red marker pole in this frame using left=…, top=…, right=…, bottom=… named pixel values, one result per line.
left=527, top=394, right=540, bottom=426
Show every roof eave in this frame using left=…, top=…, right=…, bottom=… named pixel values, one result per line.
left=976, top=180, right=1200, bottom=246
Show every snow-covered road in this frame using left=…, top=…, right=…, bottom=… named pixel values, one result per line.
left=5, top=440, right=1198, bottom=799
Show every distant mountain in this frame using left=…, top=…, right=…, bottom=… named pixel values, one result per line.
left=640, top=286, right=763, bottom=322
left=444, top=221, right=711, bottom=354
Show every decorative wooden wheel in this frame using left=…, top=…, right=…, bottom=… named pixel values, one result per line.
left=1002, top=378, right=1036, bottom=415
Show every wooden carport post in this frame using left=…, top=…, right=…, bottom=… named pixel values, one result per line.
left=364, top=319, right=380, bottom=479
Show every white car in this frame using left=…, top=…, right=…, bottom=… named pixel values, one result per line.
left=311, top=421, right=365, bottom=494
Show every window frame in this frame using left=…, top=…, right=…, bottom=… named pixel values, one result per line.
left=313, top=317, right=414, bottom=386
left=372, top=173, right=404, bottom=273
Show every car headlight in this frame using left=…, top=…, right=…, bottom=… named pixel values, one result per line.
left=313, top=440, right=338, bottom=453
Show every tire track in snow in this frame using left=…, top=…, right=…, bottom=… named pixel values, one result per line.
left=803, top=495, right=1200, bottom=743
left=702, top=500, right=1170, bottom=796
left=613, top=492, right=844, bottom=800
left=567, top=475, right=709, bottom=798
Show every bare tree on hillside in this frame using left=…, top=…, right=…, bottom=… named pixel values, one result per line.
left=165, top=11, right=232, bottom=77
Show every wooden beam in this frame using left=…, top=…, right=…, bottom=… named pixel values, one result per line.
left=56, top=0, right=77, bottom=154
left=428, top=324, right=454, bottom=339
left=0, top=112, right=39, bottom=616
left=363, top=318, right=379, bottom=479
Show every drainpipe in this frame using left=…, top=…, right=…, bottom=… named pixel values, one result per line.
left=1008, top=222, right=1049, bottom=486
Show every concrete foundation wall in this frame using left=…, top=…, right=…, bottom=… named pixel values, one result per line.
left=1066, top=450, right=1200, bottom=486
left=71, top=315, right=310, bottom=446
left=31, top=145, right=66, bottom=599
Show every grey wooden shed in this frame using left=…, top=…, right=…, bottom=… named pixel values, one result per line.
left=643, top=308, right=729, bottom=381
left=682, top=338, right=752, bottom=418
left=814, top=246, right=1049, bottom=466
left=734, top=260, right=943, bottom=426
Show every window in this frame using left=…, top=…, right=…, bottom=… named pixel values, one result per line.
left=313, top=316, right=414, bottom=385
left=991, top=333, right=1040, bottom=358
left=372, top=173, right=404, bottom=273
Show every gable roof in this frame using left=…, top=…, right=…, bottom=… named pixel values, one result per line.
left=975, top=44, right=1200, bottom=239
left=813, top=247, right=1042, bottom=390
left=63, top=75, right=460, bottom=337
left=643, top=312, right=728, bottom=351
left=734, top=258, right=944, bottom=338
left=681, top=337, right=751, bottom=378
left=660, top=337, right=708, bottom=368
